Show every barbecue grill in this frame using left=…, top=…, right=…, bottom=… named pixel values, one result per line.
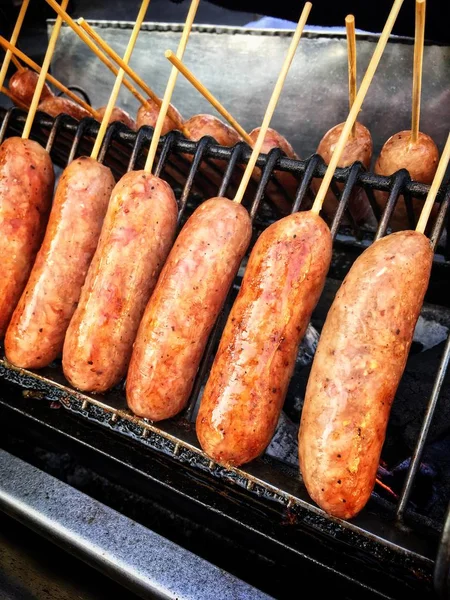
left=1, top=103, right=450, bottom=600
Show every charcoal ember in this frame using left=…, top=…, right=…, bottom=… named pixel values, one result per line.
left=385, top=340, right=450, bottom=456
left=283, top=324, right=319, bottom=423
left=376, top=462, right=436, bottom=512
left=265, top=411, right=298, bottom=467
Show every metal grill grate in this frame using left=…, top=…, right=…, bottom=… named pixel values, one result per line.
left=1, top=106, right=450, bottom=597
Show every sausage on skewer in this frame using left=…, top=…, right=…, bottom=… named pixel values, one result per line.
left=299, top=134, right=448, bottom=519
left=0, top=0, right=72, bottom=336
left=126, top=3, right=312, bottom=421
left=197, top=0, right=407, bottom=467
left=196, top=211, right=331, bottom=466
left=313, top=121, right=374, bottom=226
left=312, top=16, right=375, bottom=227
left=5, top=0, right=151, bottom=368
left=374, top=130, right=439, bottom=229
left=298, top=229, right=433, bottom=519
left=61, top=0, right=199, bottom=393
left=374, top=0, right=439, bottom=231
left=8, top=67, right=53, bottom=107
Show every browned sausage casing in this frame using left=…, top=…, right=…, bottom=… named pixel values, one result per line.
left=5, top=157, right=115, bottom=368
left=299, top=231, right=433, bottom=520
left=183, top=115, right=242, bottom=196
left=249, top=127, right=299, bottom=215
left=374, top=131, right=439, bottom=231
left=38, top=96, right=92, bottom=121
left=196, top=211, right=332, bottom=467
left=8, top=68, right=54, bottom=108
left=136, top=98, right=184, bottom=134
left=312, top=121, right=374, bottom=226
left=62, top=172, right=178, bottom=393
left=0, top=138, right=54, bottom=337
left=126, top=197, right=252, bottom=421
left=96, top=106, right=136, bottom=130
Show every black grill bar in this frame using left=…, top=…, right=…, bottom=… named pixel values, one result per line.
left=431, top=188, right=450, bottom=251
left=330, top=163, right=363, bottom=239
left=1, top=108, right=441, bottom=200
left=396, top=336, right=450, bottom=522
left=154, top=129, right=180, bottom=178
left=291, top=154, right=321, bottom=212
left=217, top=141, right=246, bottom=198
left=374, top=170, right=411, bottom=240
left=250, top=147, right=283, bottom=220
left=177, top=135, right=215, bottom=224
left=127, top=126, right=152, bottom=172
left=403, top=183, right=417, bottom=230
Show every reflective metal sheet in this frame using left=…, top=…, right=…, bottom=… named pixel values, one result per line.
left=50, top=22, right=450, bottom=159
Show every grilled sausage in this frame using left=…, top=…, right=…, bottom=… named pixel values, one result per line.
left=183, top=114, right=241, bottom=147
left=126, top=197, right=252, bottom=421
left=298, top=230, right=433, bottom=520
left=38, top=96, right=92, bottom=121
left=0, top=137, right=54, bottom=337
left=312, top=121, right=375, bottom=227
left=62, top=171, right=178, bottom=393
left=249, top=126, right=300, bottom=215
left=183, top=114, right=242, bottom=195
left=8, top=68, right=54, bottom=108
left=374, top=131, right=439, bottom=230
left=97, top=106, right=136, bottom=130
left=196, top=211, right=332, bottom=467
left=136, top=97, right=184, bottom=134
left=5, top=157, right=114, bottom=368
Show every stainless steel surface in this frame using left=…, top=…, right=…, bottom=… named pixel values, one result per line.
left=50, top=22, right=450, bottom=159
left=0, top=448, right=273, bottom=600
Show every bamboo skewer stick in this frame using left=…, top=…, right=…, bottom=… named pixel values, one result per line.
left=233, top=2, right=311, bottom=205
left=0, top=36, right=100, bottom=119
left=1, top=85, right=28, bottom=110
left=0, top=0, right=30, bottom=90
left=144, top=0, right=200, bottom=174
left=415, top=132, right=450, bottom=234
left=411, top=0, right=426, bottom=145
left=77, top=18, right=161, bottom=107
left=10, top=54, right=24, bottom=72
left=45, top=0, right=149, bottom=108
left=22, top=0, right=69, bottom=140
left=311, top=0, right=405, bottom=215
left=345, top=15, right=357, bottom=137
left=165, top=50, right=253, bottom=145
left=91, top=0, right=151, bottom=161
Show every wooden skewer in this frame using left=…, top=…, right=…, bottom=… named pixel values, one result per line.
left=234, top=2, right=311, bottom=204
left=144, top=0, right=200, bottom=174
left=10, top=54, right=24, bottom=72
left=345, top=15, right=357, bottom=137
left=0, top=0, right=30, bottom=90
left=411, top=0, right=426, bottom=145
left=45, top=0, right=149, bottom=108
left=1, top=85, right=28, bottom=110
left=0, top=36, right=100, bottom=119
left=77, top=18, right=161, bottom=107
left=415, top=132, right=450, bottom=234
left=311, top=0, right=405, bottom=215
left=22, top=0, right=69, bottom=140
left=165, top=50, right=253, bottom=145
left=91, top=0, right=151, bottom=161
